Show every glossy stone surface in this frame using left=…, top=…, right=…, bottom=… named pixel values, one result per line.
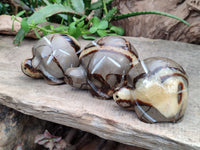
left=113, top=57, right=188, bottom=123
left=65, top=36, right=139, bottom=99
left=21, top=33, right=80, bottom=85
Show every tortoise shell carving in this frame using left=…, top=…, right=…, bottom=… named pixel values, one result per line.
left=65, top=36, right=139, bottom=99
left=113, top=57, right=188, bottom=123
left=21, top=33, right=80, bottom=85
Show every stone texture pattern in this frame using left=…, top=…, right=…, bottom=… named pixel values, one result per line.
left=0, top=35, right=199, bottom=150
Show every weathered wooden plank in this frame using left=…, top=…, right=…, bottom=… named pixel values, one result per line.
left=0, top=35, right=199, bottom=150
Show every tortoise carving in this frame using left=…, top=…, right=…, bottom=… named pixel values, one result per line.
left=65, top=36, right=139, bottom=99
left=21, top=33, right=80, bottom=85
left=113, top=57, right=188, bottom=123
left=21, top=34, right=189, bottom=123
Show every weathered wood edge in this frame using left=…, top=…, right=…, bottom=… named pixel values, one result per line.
left=0, top=35, right=199, bottom=150
left=0, top=93, right=198, bottom=150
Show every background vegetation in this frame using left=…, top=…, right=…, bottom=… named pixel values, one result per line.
left=1, top=0, right=189, bottom=45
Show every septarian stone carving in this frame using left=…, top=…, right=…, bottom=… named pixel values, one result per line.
left=113, top=57, right=188, bottom=123
left=65, top=36, right=139, bottom=99
left=21, top=33, right=80, bottom=85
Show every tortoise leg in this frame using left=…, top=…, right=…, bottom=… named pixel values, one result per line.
left=65, top=66, right=89, bottom=89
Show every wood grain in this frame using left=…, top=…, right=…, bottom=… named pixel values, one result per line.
left=0, top=35, right=199, bottom=150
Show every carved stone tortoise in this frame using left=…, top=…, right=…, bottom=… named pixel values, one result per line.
left=65, top=36, right=139, bottom=99
left=21, top=33, right=80, bottom=85
left=113, top=57, right=188, bottom=123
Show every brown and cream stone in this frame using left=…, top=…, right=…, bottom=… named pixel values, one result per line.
left=21, top=33, right=80, bottom=85
left=65, top=36, right=139, bottom=99
left=113, top=57, right=188, bottom=123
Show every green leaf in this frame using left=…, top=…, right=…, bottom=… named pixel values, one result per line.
left=33, top=29, right=41, bottom=39
left=77, top=20, right=85, bottom=28
left=50, top=25, right=54, bottom=30
left=68, top=22, right=76, bottom=34
left=13, top=29, right=26, bottom=45
left=54, top=0, right=62, bottom=3
left=110, top=26, right=124, bottom=35
left=12, top=18, right=15, bottom=31
left=16, top=10, right=26, bottom=17
left=70, top=0, right=85, bottom=14
left=89, top=26, right=97, bottom=33
left=98, top=20, right=108, bottom=29
left=43, top=24, right=51, bottom=30
left=42, top=30, right=48, bottom=36
left=21, top=18, right=30, bottom=32
left=92, top=17, right=100, bottom=27
left=97, top=29, right=107, bottom=37
left=68, top=22, right=81, bottom=38
left=83, top=0, right=91, bottom=15
left=27, top=4, right=80, bottom=25
left=73, top=28, right=82, bottom=38
left=82, top=34, right=96, bottom=40
left=113, top=11, right=190, bottom=26
left=83, top=0, right=91, bottom=8
left=14, top=3, right=82, bottom=45
left=54, top=25, right=68, bottom=32
left=90, top=0, right=114, bottom=10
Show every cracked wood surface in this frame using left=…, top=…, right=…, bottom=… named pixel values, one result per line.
left=0, top=35, right=199, bottom=150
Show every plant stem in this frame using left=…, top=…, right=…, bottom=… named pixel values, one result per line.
left=113, top=11, right=190, bottom=26
left=29, top=24, right=68, bottom=34
left=102, top=0, right=108, bottom=14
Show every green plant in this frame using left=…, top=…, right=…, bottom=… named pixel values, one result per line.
left=0, top=2, right=11, bottom=14
left=12, top=0, right=189, bottom=45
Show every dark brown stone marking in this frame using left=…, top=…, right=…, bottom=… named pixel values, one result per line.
left=50, top=34, right=56, bottom=42
left=89, top=36, right=139, bottom=58
left=41, top=71, right=64, bottom=85
left=116, top=99, right=135, bottom=109
left=134, top=103, right=184, bottom=123
left=132, top=67, right=188, bottom=88
left=133, top=73, right=146, bottom=88
left=115, top=99, right=152, bottom=109
left=53, top=56, right=64, bottom=74
left=61, top=34, right=80, bottom=52
left=81, top=48, right=136, bottom=67
left=87, top=72, right=128, bottom=99
left=22, top=59, right=41, bottom=77
left=160, top=73, right=188, bottom=85
left=106, top=73, right=127, bottom=88
left=178, top=82, right=184, bottom=104
left=87, top=73, right=112, bottom=99
left=64, top=75, right=73, bottom=86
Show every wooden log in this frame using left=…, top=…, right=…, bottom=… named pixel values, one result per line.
left=0, top=35, right=199, bottom=150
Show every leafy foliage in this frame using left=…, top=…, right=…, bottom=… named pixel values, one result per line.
left=0, top=2, right=11, bottom=15
left=11, top=0, right=189, bottom=45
